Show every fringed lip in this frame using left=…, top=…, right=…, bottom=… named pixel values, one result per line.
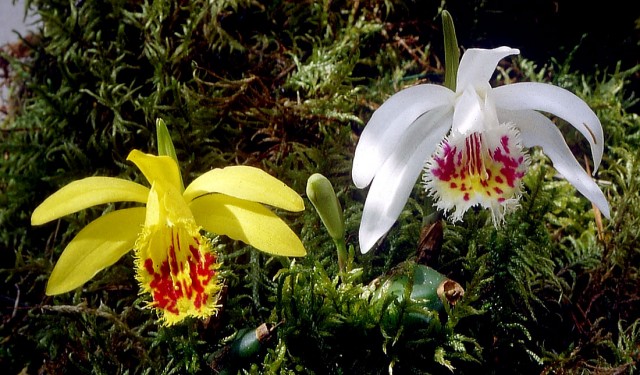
left=135, top=220, right=222, bottom=325
left=423, top=124, right=529, bottom=224
left=135, top=182, right=222, bottom=325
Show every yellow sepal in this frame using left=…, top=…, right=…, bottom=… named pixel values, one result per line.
left=190, top=194, right=306, bottom=257
left=31, top=177, right=149, bottom=226
left=183, top=166, right=304, bottom=212
left=46, top=207, right=146, bottom=295
left=127, top=150, right=182, bottom=192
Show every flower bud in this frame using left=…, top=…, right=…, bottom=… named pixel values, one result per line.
left=306, top=173, right=344, bottom=241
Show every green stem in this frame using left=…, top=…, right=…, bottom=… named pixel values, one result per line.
left=335, top=236, right=348, bottom=276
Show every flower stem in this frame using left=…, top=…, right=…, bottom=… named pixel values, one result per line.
left=335, top=236, right=348, bottom=275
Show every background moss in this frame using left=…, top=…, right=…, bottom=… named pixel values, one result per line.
left=1, top=0, right=638, bottom=374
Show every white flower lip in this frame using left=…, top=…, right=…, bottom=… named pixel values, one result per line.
left=352, top=46, right=610, bottom=254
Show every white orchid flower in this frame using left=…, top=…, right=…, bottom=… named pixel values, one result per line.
left=352, top=46, right=610, bottom=254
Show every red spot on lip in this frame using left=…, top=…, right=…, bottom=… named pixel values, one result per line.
left=169, top=243, right=179, bottom=277
left=143, top=229, right=218, bottom=318
left=500, top=135, right=511, bottom=154
left=144, top=258, right=155, bottom=274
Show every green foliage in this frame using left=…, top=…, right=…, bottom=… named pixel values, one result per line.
left=511, top=57, right=640, bottom=374
left=271, top=259, right=480, bottom=374
left=1, top=0, right=638, bottom=374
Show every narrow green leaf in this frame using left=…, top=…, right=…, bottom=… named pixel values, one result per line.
left=156, top=118, right=184, bottom=190
left=442, top=10, right=460, bottom=91
left=156, top=118, right=178, bottom=161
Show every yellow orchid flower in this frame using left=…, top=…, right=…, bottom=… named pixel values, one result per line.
left=32, top=150, right=306, bottom=325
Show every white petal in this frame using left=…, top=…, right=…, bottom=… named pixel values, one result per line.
left=451, top=85, right=484, bottom=135
left=493, top=82, right=604, bottom=172
left=359, top=108, right=453, bottom=253
left=500, top=109, right=610, bottom=218
left=456, top=47, right=520, bottom=90
left=352, top=84, right=454, bottom=188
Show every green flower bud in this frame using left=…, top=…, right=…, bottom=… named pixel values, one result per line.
left=306, top=173, right=344, bottom=241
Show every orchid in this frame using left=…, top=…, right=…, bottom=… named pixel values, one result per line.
left=32, top=148, right=305, bottom=325
left=352, top=46, right=610, bottom=253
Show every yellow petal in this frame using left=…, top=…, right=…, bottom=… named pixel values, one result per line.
left=46, top=207, right=146, bottom=295
left=32, top=177, right=149, bottom=226
left=190, top=194, right=306, bottom=257
left=127, top=150, right=182, bottom=192
left=144, top=182, right=194, bottom=229
left=183, top=166, right=304, bottom=212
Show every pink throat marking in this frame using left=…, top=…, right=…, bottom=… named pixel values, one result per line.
left=430, top=132, right=525, bottom=203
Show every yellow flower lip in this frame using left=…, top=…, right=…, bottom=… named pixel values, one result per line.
left=138, top=228, right=220, bottom=324
left=135, top=183, right=221, bottom=324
